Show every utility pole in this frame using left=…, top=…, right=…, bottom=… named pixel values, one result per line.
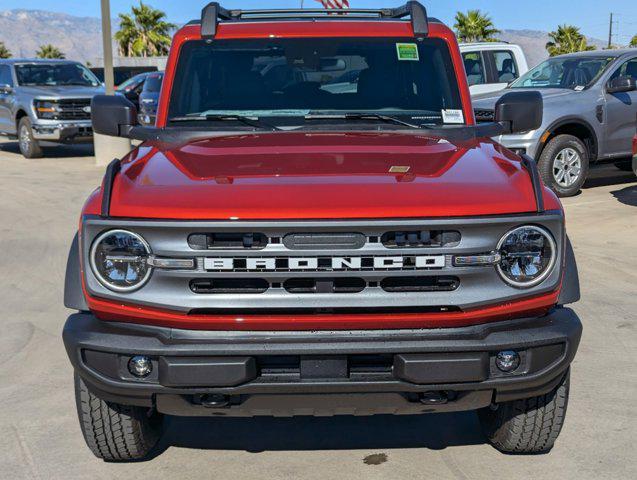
left=95, top=0, right=131, bottom=166
left=607, top=13, right=614, bottom=49
left=100, top=0, right=115, bottom=94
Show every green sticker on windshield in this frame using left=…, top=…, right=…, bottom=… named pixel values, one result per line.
left=396, top=43, right=419, bottom=61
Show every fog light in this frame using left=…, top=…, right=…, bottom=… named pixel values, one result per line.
left=496, top=350, right=520, bottom=372
left=128, top=355, right=152, bottom=378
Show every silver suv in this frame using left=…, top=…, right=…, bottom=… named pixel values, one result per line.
left=0, top=59, right=104, bottom=158
left=473, top=49, right=637, bottom=196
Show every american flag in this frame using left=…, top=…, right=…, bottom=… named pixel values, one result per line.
left=315, top=0, right=350, bottom=9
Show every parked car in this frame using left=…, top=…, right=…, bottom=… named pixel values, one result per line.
left=0, top=59, right=103, bottom=158
left=460, top=42, right=528, bottom=95
left=63, top=2, right=582, bottom=461
left=138, top=71, right=163, bottom=125
left=90, top=66, right=157, bottom=89
left=473, top=49, right=637, bottom=196
left=115, top=72, right=152, bottom=110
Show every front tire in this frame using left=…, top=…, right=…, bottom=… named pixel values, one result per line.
left=478, top=369, right=570, bottom=454
left=74, top=374, right=163, bottom=461
left=538, top=135, right=589, bottom=197
left=17, top=117, right=43, bottom=159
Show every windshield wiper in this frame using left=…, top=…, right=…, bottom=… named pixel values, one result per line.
left=169, top=114, right=283, bottom=131
left=305, top=113, right=424, bottom=129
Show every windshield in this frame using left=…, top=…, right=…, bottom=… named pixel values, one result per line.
left=117, top=73, right=145, bottom=91
left=143, top=73, right=163, bottom=93
left=168, top=37, right=463, bottom=127
left=511, top=56, right=615, bottom=90
left=15, top=63, right=100, bottom=87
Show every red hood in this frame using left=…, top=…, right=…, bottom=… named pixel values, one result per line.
left=107, top=132, right=546, bottom=220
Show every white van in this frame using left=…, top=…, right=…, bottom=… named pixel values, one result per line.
left=459, top=42, right=529, bottom=95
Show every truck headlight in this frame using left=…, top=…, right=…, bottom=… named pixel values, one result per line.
left=33, top=100, right=59, bottom=119
left=90, top=230, right=152, bottom=292
left=496, top=226, right=556, bottom=288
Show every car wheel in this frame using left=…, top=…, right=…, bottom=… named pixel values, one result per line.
left=538, top=135, right=589, bottom=197
left=18, top=117, right=43, bottom=159
left=74, top=373, right=163, bottom=461
left=478, top=369, right=570, bottom=454
left=613, top=160, right=634, bottom=172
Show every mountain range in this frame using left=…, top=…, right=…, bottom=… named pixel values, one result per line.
left=0, top=9, right=611, bottom=68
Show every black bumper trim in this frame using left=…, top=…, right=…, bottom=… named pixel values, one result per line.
left=63, top=308, right=582, bottom=414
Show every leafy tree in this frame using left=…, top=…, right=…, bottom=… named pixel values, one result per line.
left=546, top=25, right=596, bottom=56
left=36, top=44, right=65, bottom=59
left=0, top=42, right=11, bottom=59
left=630, top=34, right=637, bottom=48
left=454, top=10, right=500, bottom=43
left=115, top=2, right=175, bottom=57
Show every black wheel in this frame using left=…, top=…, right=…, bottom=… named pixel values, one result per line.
left=478, top=369, right=570, bottom=454
left=17, top=117, right=43, bottom=159
left=74, top=373, right=163, bottom=461
left=538, top=135, right=589, bottom=197
left=613, top=160, right=634, bottom=172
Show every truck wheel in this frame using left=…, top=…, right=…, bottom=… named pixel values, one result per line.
left=613, top=160, right=634, bottom=172
left=74, top=373, right=163, bottom=461
left=18, top=117, right=43, bottom=159
left=538, top=135, right=589, bottom=197
left=478, top=369, right=570, bottom=454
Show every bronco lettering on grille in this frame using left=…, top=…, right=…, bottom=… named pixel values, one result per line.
left=203, top=255, right=446, bottom=271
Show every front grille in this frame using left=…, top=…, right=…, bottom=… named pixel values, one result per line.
left=380, top=276, right=459, bottom=292
left=188, top=233, right=268, bottom=250
left=474, top=108, right=495, bottom=123
left=381, top=230, right=460, bottom=248
left=82, top=214, right=565, bottom=314
left=53, top=99, right=92, bottom=120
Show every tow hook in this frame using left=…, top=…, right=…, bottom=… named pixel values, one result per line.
left=200, top=394, right=230, bottom=408
left=419, top=391, right=449, bottom=405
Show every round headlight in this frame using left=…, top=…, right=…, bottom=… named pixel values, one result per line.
left=90, top=230, right=152, bottom=292
left=496, top=225, right=557, bottom=288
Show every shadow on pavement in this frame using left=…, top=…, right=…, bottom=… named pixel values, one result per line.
left=0, top=140, right=94, bottom=158
left=611, top=185, right=637, bottom=207
left=157, top=411, right=485, bottom=454
left=583, top=163, right=636, bottom=190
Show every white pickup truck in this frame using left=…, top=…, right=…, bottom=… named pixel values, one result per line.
left=460, top=42, right=529, bottom=95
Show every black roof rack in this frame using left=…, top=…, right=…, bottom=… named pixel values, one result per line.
left=200, top=1, right=428, bottom=39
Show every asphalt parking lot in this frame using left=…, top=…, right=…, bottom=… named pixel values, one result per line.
left=0, top=139, right=635, bottom=480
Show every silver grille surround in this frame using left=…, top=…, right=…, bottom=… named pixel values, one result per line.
left=82, top=213, right=565, bottom=313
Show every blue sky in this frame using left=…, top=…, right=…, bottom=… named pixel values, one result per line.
left=4, top=0, right=637, bottom=43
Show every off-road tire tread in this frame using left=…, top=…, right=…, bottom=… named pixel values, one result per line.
left=479, top=370, right=569, bottom=454
left=74, top=374, right=161, bottom=461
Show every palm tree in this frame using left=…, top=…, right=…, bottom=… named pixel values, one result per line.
left=114, top=2, right=175, bottom=57
left=630, top=34, right=637, bottom=48
left=36, top=44, right=65, bottom=59
left=546, top=25, right=596, bottom=56
left=0, top=42, right=11, bottom=59
left=454, top=10, right=500, bottom=43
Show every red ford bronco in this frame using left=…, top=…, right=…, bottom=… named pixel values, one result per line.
left=63, top=2, right=582, bottom=461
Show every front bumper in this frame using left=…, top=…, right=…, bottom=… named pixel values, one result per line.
left=32, top=120, right=93, bottom=142
left=63, top=308, right=581, bottom=417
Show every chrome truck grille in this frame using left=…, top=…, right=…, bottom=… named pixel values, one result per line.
left=81, top=214, right=565, bottom=314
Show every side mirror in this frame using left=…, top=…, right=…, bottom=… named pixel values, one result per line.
left=91, top=95, right=138, bottom=137
left=0, top=83, right=13, bottom=94
left=607, top=76, right=637, bottom=94
left=495, top=91, right=543, bottom=134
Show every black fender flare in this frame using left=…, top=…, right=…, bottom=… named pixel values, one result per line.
left=559, top=235, right=580, bottom=305
left=64, top=233, right=89, bottom=311
left=535, top=117, right=599, bottom=161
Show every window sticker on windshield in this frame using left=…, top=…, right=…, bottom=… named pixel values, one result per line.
left=574, top=85, right=585, bottom=91
left=396, top=43, right=419, bottom=61
left=441, top=109, right=464, bottom=124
